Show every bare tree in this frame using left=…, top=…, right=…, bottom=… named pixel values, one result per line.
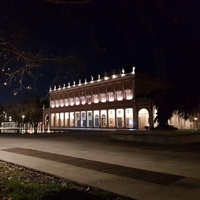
left=0, top=30, right=84, bottom=95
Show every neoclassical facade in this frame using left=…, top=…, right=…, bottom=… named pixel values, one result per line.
left=43, top=67, right=162, bottom=130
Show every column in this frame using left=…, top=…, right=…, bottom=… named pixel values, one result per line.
left=106, top=109, right=109, bottom=128
left=92, top=110, right=94, bottom=127
left=115, top=109, right=117, bottom=128
left=133, top=107, right=138, bottom=129
left=114, top=82, right=116, bottom=100
left=122, top=81, right=125, bottom=99
left=148, top=105, right=154, bottom=129
left=124, top=108, right=126, bottom=128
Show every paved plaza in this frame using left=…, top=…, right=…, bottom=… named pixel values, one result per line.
left=0, top=131, right=200, bottom=199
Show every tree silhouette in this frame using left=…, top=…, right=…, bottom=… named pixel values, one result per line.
left=149, top=87, right=199, bottom=129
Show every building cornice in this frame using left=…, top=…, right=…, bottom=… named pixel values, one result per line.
left=49, top=66, right=136, bottom=93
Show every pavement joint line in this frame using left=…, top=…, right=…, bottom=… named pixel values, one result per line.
left=2, top=147, right=185, bottom=186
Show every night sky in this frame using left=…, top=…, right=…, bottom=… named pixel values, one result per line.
left=0, top=0, right=200, bottom=104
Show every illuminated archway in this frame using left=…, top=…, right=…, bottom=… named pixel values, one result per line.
left=138, top=108, right=149, bottom=129
left=44, top=115, right=49, bottom=126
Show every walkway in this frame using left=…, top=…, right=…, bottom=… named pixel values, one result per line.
left=0, top=131, right=200, bottom=199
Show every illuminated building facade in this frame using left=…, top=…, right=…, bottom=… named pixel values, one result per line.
left=44, top=67, right=164, bottom=130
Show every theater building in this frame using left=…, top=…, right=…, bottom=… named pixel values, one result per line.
left=43, top=67, right=163, bottom=130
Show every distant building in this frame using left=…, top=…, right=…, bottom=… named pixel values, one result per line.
left=43, top=67, right=196, bottom=130
left=1, top=122, right=17, bottom=128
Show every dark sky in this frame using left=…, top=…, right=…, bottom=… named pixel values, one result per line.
left=0, top=0, right=200, bottom=104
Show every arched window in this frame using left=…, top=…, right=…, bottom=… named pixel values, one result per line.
left=108, top=92, right=114, bottom=102
left=64, top=99, right=69, bottom=106
left=93, top=94, right=99, bottom=103
left=50, top=100, right=55, bottom=108
left=55, top=100, right=59, bottom=107
left=60, top=99, right=64, bottom=107
left=116, top=90, right=123, bottom=101
left=94, top=110, right=100, bottom=127
left=100, top=93, right=106, bottom=102
left=80, top=96, right=86, bottom=105
left=125, top=89, right=133, bottom=100
left=87, top=95, right=92, bottom=104
left=69, top=98, right=74, bottom=106
left=75, top=97, right=80, bottom=105
left=101, top=110, right=107, bottom=127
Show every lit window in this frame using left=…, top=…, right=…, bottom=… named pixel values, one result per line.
left=125, top=108, right=133, bottom=128
left=125, top=89, right=133, bottom=100
left=100, top=93, right=106, bottom=102
left=80, top=96, right=86, bottom=105
left=60, top=99, right=64, bottom=107
left=69, top=98, right=74, bottom=106
left=64, top=99, right=69, bottom=106
left=87, top=95, right=92, bottom=104
left=75, top=97, right=80, bottom=105
left=50, top=100, right=55, bottom=108
left=55, top=100, right=59, bottom=107
left=108, top=92, right=114, bottom=102
left=116, top=90, right=123, bottom=101
left=93, top=94, right=99, bottom=103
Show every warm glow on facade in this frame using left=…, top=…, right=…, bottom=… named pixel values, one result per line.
left=44, top=67, right=179, bottom=130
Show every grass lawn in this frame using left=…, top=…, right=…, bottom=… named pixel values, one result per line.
left=0, top=161, right=131, bottom=200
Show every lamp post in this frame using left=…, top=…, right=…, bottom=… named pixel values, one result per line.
left=42, top=105, right=45, bottom=133
left=22, top=115, right=25, bottom=133
left=194, top=117, right=198, bottom=130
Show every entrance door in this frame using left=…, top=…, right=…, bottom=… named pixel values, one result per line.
left=117, top=117, right=122, bottom=128
left=101, top=114, right=107, bottom=127
left=138, top=108, right=149, bottom=129
left=94, top=115, right=99, bottom=127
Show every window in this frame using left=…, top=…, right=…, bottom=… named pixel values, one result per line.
left=116, top=90, right=123, bottom=101
left=55, top=113, right=59, bottom=126
left=93, top=94, right=99, bottom=103
left=60, top=99, right=64, bottom=107
left=69, top=98, right=74, bottom=106
left=125, top=108, right=133, bottom=128
left=125, top=89, right=133, bottom=100
left=100, top=110, right=107, bottom=127
left=50, top=113, right=55, bottom=126
left=75, top=97, right=80, bottom=105
left=69, top=112, right=74, bottom=127
left=108, top=109, right=115, bottom=127
left=64, top=112, right=69, bottom=126
left=75, top=112, right=80, bottom=127
left=108, top=92, right=114, bottom=102
left=94, top=110, right=100, bottom=127
left=64, top=99, right=69, bottom=106
left=60, top=113, right=64, bottom=126
left=100, top=93, right=106, bottom=102
left=55, top=100, right=59, bottom=107
left=80, top=96, right=86, bottom=105
left=81, top=111, right=86, bottom=127
left=87, top=111, right=92, bottom=127
left=116, top=109, right=124, bottom=128
left=50, top=100, right=55, bottom=108
left=87, top=95, right=92, bottom=104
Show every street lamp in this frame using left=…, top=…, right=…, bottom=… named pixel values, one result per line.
left=194, top=117, right=198, bottom=130
left=22, top=115, right=25, bottom=133
left=42, top=105, right=45, bottom=133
